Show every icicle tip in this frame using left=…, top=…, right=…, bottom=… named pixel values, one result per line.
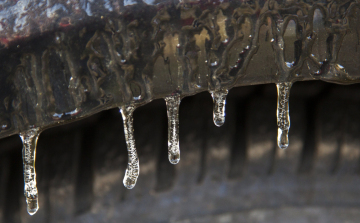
left=168, top=152, right=180, bottom=165
left=26, top=198, right=38, bottom=215
left=277, top=129, right=289, bottom=149
left=123, top=176, right=137, bottom=189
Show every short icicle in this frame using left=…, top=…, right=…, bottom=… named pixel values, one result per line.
left=120, top=104, right=140, bottom=189
left=276, top=82, right=292, bottom=149
left=165, top=94, right=181, bottom=164
left=210, top=90, right=228, bottom=127
left=19, top=127, right=41, bottom=215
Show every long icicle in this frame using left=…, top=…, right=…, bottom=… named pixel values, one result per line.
left=165, top=94, right=181, bottom=164
left=120, top=105, right=140, bottom=189
left=276, top=82, right=292, bottom=149
left=210, top=90, right=228, bottom=127
left=19, top=127, right=41, bottom=215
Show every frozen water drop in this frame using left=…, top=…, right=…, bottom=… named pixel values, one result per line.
left=120, top=105, right=139, bottom=189
left=165, top=94, right=181, bottom=165
left=276, top=82, right=292, bottom=149
left=210, top=90, right=228, bottom=127
left=19, top=128, right=41, bottom=216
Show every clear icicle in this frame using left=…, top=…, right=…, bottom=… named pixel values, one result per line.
left=120, top=104, right=139, bottom=189
left=276, top=82, right=292, bottom=149
left=210, top=90, right=228, bottom=127
left=19, top=128, right=41, bottom=215
left=165, top=94, right=181, bottom=164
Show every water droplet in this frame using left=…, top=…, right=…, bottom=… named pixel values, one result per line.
left=120, top=105, right=139, bottom=189
left=64, top=108, right=80, bottom=116
left=53, top=113, right=63, bottom=119
left=210, top=90, right=228, bottom=127
left=285, top=61, right=294, bottom=68
left=196, top=73, right=202, bottom=88
left=19, top=128, right=41, bottom=215
left=165, top=94, right=181, bottom=164
left=210, top=61, right=218, bottom=67
left=276, top=82, right=292, bottom=149
left=337, top=64, right=344, bottom=69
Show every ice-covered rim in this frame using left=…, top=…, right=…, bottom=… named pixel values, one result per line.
left=1, top=0, right=360, bottom=215
left=0, top=0, right=359, bottom=138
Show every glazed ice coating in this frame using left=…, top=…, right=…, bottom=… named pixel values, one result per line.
left=0, top=0, right=360, bottom=139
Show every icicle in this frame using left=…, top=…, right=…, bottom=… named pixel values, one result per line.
left=276, top=82, right=292, bottom=149
left=19, top=128, right=41, bottom=215
left=120, top=104, right=139, bottom=189
left=165, top=94, right=181, bottom=164
left=210, top=90, right=228, bottom=127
